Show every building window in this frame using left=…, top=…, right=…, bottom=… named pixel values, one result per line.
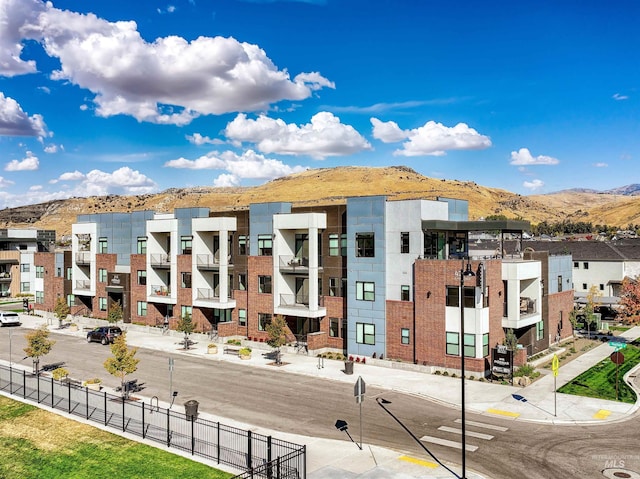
left=238, top=309, right=247, bottom=326
left=36, top=266, right=44, bottom=279
left=66, top=294, right=75, bottom=307
left=483, top=333, right=489, bottom=357
left=446, top=332, right=459, bottom=355
left=35, top=291, right=44, bottom=304
left=137, top=301, right=147, bottom=316
left=137, top=270, right=146, bottom=286
left=66, top=267, right=72, bottom=280
left=137, top=237, right=147, bottom=254
left=341, top=233, right=347, bottom=256
left=401, top=328, right=410, bottom=345
left=258, top=313, right=272, bottom=331
left=355, top=233, right=375, bottom=257
left=464, top=334, right=475, bottom=358
left=329, top=318, right=340, bottom=337
left=98, top=237, right=108, bottom=254
left=181, top=305, right=192, bottom=319
left=356, top=281, right=375, bottom=301
left=401, top=285, right=410, bottom=301
left=557, top=275, right=562, bottom=293
left=463, top=287, right=475, bottom=308
left=56, top=267, right=62, bottom=277
left=446, top=286, right=459, bottom=307
left=20, top=282, right=30, bottom=293
left=181, top=272, right=192, bottom=289
left=238, top=235, right=247, bottom=255
left=583, top=262, right=589, bottom=269
left=600, top=283, right=604, bottom=291
left=238, top=273, right=247, bottom=291
left=582, top=283, right=587, bottom=290
left=536, top=321, right=544, bottom=341
left=258, top=235, right=272, bottom=256
left=99, top=268, right=107, bottom=283
left=329, top=277, right=343, bottom=297
left=329, top=234, right=340, bottom=256
left=401, top=232, right=410, bottom=253
left=99, top=297, right=107, bottom=311
left=181, top=236, right=192, bottom=255
left=573, top=261, right=579, bottom=268
left=258, top=275, right=272, bottom=294
left=20, top=264, right=30, bottom=273
left=356, top=322, right=375, bottom=345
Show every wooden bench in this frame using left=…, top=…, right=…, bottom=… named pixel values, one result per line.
left=223, top=346, right=241, bottom=356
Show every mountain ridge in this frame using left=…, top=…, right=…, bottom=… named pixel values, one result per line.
left=0, top=166, right=638, bottom=237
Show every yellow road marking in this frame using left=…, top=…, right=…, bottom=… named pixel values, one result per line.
left=486, top=408, right=520, bottom=418
left=593, top=409, right=611, bottom=420
left=399, top=455, right=438, bottom=469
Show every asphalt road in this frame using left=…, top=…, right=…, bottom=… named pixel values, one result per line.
left=2, top=325, right=639, bottom=479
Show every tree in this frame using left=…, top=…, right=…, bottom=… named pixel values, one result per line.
left=104, top=332, right=139, bottom=399
left=24, top=325, right=56, bottom=375
left=619, top=276, right=640, bottom=323
left=266, top=315, right=288, bottom=365
left=582, top=285, right=602, bottom=337
left=176, top=312, right=195, bottom=350
left=107, top=300, right=123, bottom=325
left=504, top=328, right=518, bottom=351
left=53, top=297, right=70, bottom=329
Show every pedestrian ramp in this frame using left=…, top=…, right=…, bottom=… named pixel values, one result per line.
left=420, top=419, right=509, bottom=453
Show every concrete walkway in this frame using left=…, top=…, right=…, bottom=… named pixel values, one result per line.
left=6, top=312, right=640, bottom=479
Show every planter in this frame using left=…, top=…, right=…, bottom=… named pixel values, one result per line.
left=69, top=324, right=78, bottom=332
left=239, top=354, right=251, bottom=360
left=85, top=382, right=101, bottom=391
left=207, top=345, right=218, bottom=354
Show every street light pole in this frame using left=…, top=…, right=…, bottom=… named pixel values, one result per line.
left=459, top=259, right=475, bottom=479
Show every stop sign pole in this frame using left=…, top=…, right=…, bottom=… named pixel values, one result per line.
left=610, top=352, right=625, bottom=401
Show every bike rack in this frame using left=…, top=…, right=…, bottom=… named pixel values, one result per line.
left=150, top=395, right=159, bottom=413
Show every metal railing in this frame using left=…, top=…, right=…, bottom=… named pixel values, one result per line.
left=75, top=252, right=91, bottom=264
left=75, top=280, right=91, bottom=290
left=0, top=363, right=305, bottom=478
left=149, top=253, right=170, bottom=267
left=150, top=285, right=171, bottom=297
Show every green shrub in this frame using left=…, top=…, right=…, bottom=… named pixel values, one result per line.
left=434, top=370, right=442, bottom=375
left=238, top=347, right=251, bottom=356
left=442, top=371, right=449, bottom=376
left=51, top=367, right=69, bottom=381
left=514, top=363, right=536, bottom=377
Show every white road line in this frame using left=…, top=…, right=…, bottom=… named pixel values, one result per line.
left=419, top=435, right=478, bottom=452
left=454, top=419, right=509, bottom=432
left=438, top=426, right=494, bottom=441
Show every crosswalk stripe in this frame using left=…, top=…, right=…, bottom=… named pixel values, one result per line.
left=454, top=419, right=509, bottom=432
left=438, top=426, right=494, bottom=440
left=419, top=435, right=478, bottom=452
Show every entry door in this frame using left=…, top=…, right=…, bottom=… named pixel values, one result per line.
left=295, top=277, right=309, bottom=305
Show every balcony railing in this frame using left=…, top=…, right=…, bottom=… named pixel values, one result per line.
left=0, top=272, right=10, bottom=282
left=75, top=252, right=91, bottom=265
left=519, top=297, right=537, bottom=315
left=150, top=285, right=171, bottom=297
left=75, top=280, right=90, bottom=290
left=195, top=253, right=232, bottom=269
left=278, top=294, right=324, bottom=308
left=196, top=288, right=234, bottom=300
left=149, top=254, right=170, bottom=267
left=278, top=255, right=322, bottom=273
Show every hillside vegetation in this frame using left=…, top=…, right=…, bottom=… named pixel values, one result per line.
left=0, top=166, right=638, bottom=237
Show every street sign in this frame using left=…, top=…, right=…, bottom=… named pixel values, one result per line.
left=610, top=351, right=625, bottom=365
left=354, top=376, right=366, bottom=404
left=552, top=354, right=559, bottom=377
left=608, top=341, right=627, bottom=351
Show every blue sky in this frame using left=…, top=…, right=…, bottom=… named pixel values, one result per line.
left=0, top=0, right=638, bottom=209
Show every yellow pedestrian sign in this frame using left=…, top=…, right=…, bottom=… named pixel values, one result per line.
left=552, top=354, right=559, bottom=377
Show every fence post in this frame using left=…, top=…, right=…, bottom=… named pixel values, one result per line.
left=267, top=436, right=272, bottom=479
left=50, top=376, right=54, bottom=408
left=216, top=422, right=220, bottom=464
left=167, top=408, right=171, bottom=447
left=191, top=417, right=195, bottom=456
left=86, top=388, right=89, bottom=419
left=104, top=391, right=107, bottom=426
left=37, top=373, right=40, bottom=403
left=68, top=379, right=71, bottom=413
left=9, top=366, right=12, bottom=395
left=22, top=370, right=25, bottom=399
left=303, top=444, right=307, bottom=479
left=142, top=403, right=145, bottom=439
left=247, top=430, right=252, bottom=470
left=122, top=397, right=126, bottom=432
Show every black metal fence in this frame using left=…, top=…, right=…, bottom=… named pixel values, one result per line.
left=0, top=363, right=305, bottom=479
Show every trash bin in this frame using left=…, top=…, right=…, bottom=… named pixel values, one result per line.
left=184, top=399, right=199, bottom=420
left=344, top=360, right=354, bottom=375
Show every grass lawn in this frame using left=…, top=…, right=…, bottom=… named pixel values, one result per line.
left=0, top=396, right=234, bottom=479
left=558, top=341, right=640, bottom=404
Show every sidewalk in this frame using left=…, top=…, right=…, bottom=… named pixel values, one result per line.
left=11, top=313, right=640, bottom=479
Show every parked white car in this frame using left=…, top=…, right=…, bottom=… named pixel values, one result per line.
left=0, top=312, right=21, bottom=327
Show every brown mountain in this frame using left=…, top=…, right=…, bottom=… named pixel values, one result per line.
left=0, top=166, right=638, bottom=237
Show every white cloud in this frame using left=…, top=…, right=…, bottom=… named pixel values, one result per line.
left=370, top=118, right=491, bottom=156
left=1, top=1, right=333, bottom=125
left=44, top=144, right=61, bottom=153
left=5, top=151, right=39, bottom=171
left=613, top=93, right=629, bottom=101
left=165, top=149, right=306, bottom=183
left=593, top=162, right=608, bottom=168
left=49, top=167, right=156, bottom=195
left=224, top=112, right=372, bottom=159
left=0, top=93, right=48, bottom=138
left=186, top=133, right=224, bottom=146
left=57, top=170, right=86, bottom=182
left=510, top=148, right=559, bottom=166
left=0, top=176, right=14, bottom=188
left=29, top=185, right=42, bottom=191
left=523, top=179, right=544, bottom=191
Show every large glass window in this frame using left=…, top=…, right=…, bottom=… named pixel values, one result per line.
left=356, top=281, right=375, bottom=301
left=137, top=270, right=146, bottom=286
left=258, top=275, right=272, bottom=294
left=329, top=318, right=340, bottom=337
left=258, top=235, right=272, bottom=256
left=238, top=273, right=247, bottom=291
left=536, top=321, right=544, bottom=341
left=258, top=313, right=272, bottom=331
left=98, top=237, right=108, bottom=254
left=401, top=285, right=410, bottom=301
left=35, top=291, right=44, bottom=304
left=20, top=282, right=30, bottom=292
left=137, top=301, right=147, bottom=316
left=464, top=333, right=475, bottom=358
left=99, top=297, right=107, bottom=311
left=463, top=286, right=475, bottom=308
left=20, top=264, right=30, bottom=273
left=401, top=232, right=410, bottom=254
left=36, top=266, right=44, bottom=279
left=446, top=286, right=459, bottom=307
left=557, top=275, right=563, bottom=293
left=446, top=332, right=459, bottom=355
left=137, top=237, right=147, bottom=254
left=238, top=309, right=247, bottom=326
left=238, top=235, right=247, bottom=255
left=181, top=236, right=192, bottom=255
left=181, top=272, right=192, bottom=289
left=401, top=328, right=410, bottom=345
left=329, top=234, right=340, bottom=256
left=483, top=333, right=489, bottom=357
left=356, top=233, right=375, bottom=257
left=98, top=268, right=107, bottom=283
left=356, top=322, right=375, bottom=345
left=181, top=305, right=192, bottom=319
left=329, top=277, right=343, bottom=297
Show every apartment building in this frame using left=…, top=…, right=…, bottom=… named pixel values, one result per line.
left=35, top=196, right=575, bottom=375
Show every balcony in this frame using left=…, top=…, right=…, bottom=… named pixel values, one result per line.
left=75, top=252, right=91, bottom=265
left=196, top=254, right=232, bottom=270
left=149, top=253, right=170, bottom=268
left=150, top=285, right=171, bottom=297
left=275, top=294, right=326, bottom=318
left=278, top=255, right=322, bottom=274
left=75, top=280, right=91, bottom=291
left=0, top=272, right=11, bottom=282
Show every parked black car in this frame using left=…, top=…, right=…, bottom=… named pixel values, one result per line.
left=86, top=326, right=122, bottom=345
